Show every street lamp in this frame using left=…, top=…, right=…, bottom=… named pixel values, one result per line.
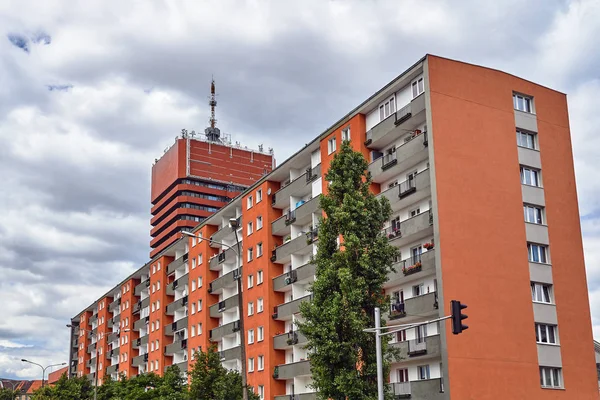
left=182, top=219, right=248, bottom=400
left=20, top=359, right=66, bottom=388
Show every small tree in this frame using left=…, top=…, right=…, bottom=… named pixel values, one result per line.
left=32, top=374, right=93, bottom=399
left=0, top=388, right=17, bottom=400
left=299, top=141, right=397, bottom=400
left=188, top=345, right=258, bottom=400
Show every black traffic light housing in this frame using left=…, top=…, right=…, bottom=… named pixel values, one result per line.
left=451, top=300, right=468, bottom=335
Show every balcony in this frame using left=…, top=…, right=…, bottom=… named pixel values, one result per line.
left=165, top=317, right=188, bottom=336
left=377, top=169, right=431, bottom=213
left=210, top=268, right=242, bottom=295
left=385, top=251, right=436, bottom=289
left=273, top=294, right=313, bottom=321
left=209, top=247, right=238, bottom=271
left=209, top=294, right=239, bottom=318
left=391, top=335, right=441, bottom=361
left=105, top=348, right=119, bottom=360
left=272, top=229, right=317, bottom=265
left=167, top=273, right=189, bottom=296
left=274, top=393, right=317, bottom=400
left=133, top=334, right=149, bottom=349
left=105, top=364, right=119, bottom=375
left=219, top=345, right=242, bottom=361
left=167, top=253, right=189, bottom=275
left=388, top=378, right=445, bottom=400
left=89, top=314, right=98, bottom=325
left=383, top=211, right=433, bottom=248
left=108, top=298, right=121, bottom=312
left=210, top=216, right=242, bottom=247
left=134, top=279, right=148, bottom=296
left=132, top=353, right=148, bottom=367
left=387, top=292, right=438, bottom=323
left=273, top=330, right=308, bottom=350
left=209, top=320, right=240, bottom=342
left=133, top=316, right=149, bottom=332
left=164, top=360, right=188, bottom=374
left=365, top=95, right=426, bottom=151
left=273, top=360, right=311, bottom=380
left=368, top=132, right=429, bottom=185
left=272, top=196, right=321, bottom=236
left=166, top=295, right=188, bottom=315
left=272, top=164, right=321, bottom=209
left=165, top=338, right=188, bottom=355
left=273, top=263, right=316, bottom=292
left=107, top=332, right=119, bottom=343
left=87, top=342, right=96, bottom=353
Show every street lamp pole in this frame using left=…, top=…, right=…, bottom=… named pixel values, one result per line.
left=21, top=359, right=66, bottom=388
left=67, top=324, right=110, bottom=400
left=182, top=221, right=248, bottom=400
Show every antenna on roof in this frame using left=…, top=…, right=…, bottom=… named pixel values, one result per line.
left=205, top=78, right=221, bottom=143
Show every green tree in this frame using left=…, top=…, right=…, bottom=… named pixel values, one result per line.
left=0, top=388, right=17, bottom=400
left=31, top=374, right=93, bottom=399
left=188, top=345, right=258, bottom=400
left=298, top=141, right=397, bottom=400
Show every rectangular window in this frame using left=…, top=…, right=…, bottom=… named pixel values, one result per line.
left=198, top=254, right=203, bottom=265
left=248, top=275, right=254, bottom=289
left=417, top=365, right=430, bottom=380
left=412, top=283, right=424, bottom=297
left=248, top=302, right=254, bottom=316
left=535, top=323, right=557, bottom=344
left=514, top=93, right=534, bottom=113
left=198, top=277, right=202, bottom=288
left=198, top=300, right=202, bottom=311
left=192, top=257, right=197, bottom=269
left=521, top=166, right=541, bottom=187
left=247, top=196, right=253, bottom=210
left=257, top=298, right=264, bottom=313
left=342, top=127, right=351, bottom=142
left=257, top=326, right=264, bottom=341
left=258, top=355, right=264, bottom=370
left=198, top=323, right=202, bottom=335
left=247, top=221, right=253, bottom=235
left=191, top=303, right=196, bottom=314
left=412, top=77, right=424, bottom=98
left=531, top=282, right=552, bottom=303
left=248, top=358, right=254, bottom=372
left=328, top=137, right=337, bottom=154
left=256, top=189, right=263, bottom=203
left=191, top=325, right=196, bottom=337
left=257, top=270, right=263, bottom=285
left=528, top=243, right=548, bottom=264
left=257, top=242, right=263, bottom=257
left=248, top=247, right=254, bottom=262
left=258, top=385, right=264, bottom=400
left=192, top=280, right=196, bottom=291
left=248, top=329, right=255, bottom=344
left=256, top=216, right=263, bottom=230
left=524, top=205, right=544, bottom=224
left=517, top=130, right=537, bottom=149
left=539, top=367, right=562, bottom=388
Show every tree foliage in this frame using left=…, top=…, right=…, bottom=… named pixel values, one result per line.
left=298, top=141, right=397, bottom=400
left=31, top=374, right=93, bottom=399
left=0, top=388, right=17, bottom=400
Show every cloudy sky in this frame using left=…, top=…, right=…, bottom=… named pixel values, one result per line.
left=1, top=0, right=599, bottom=380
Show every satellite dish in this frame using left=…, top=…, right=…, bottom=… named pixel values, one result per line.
left=267, top=188, right=272, bottom=195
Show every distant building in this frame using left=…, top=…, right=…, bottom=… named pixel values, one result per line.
left=47, top=366, right=69, bottom=385
left=0, top=379, right=43, bottom=399
left=595, top=340, right=600, bottom=390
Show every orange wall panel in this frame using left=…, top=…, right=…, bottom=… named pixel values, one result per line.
left=147, top=256, right=174, bottom=376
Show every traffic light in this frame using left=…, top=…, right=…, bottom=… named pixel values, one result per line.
left=451, top=300, right=468, bottom=335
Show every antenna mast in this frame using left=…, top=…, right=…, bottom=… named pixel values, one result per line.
left=205, top=78, right=221, bottom=142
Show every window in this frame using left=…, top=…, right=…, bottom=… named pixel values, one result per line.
left=198, top=323, right=202, bottom=335
left=248, top=275, right=254, bottom=289
left=151, top=341, right=155, bottom=351
left=248, top=358, right=254, bottom=372
left=521, top=166, right=541, bottom=187
left=152, top=265, right=156, bottom=275
left=528, top=243, right=548, bottom=264
left=328, top=137, right=337, bottom=154
left=257, top=326, right=264, bottom=341
left=192, top=303, right=196, bottom=314
left=191, top=325, right=196, bottom=337
left=517, top=130, right=537, bottom=150
left=257, top=242, right=263, bottom=257
left=257, top=298, right=264, bottom=313
left=247, top=196, right=253, bottom=209
left=539, top=367, right=562, bottom=388
left=379, top=96, right=396, bottom=121
left=192, top=236, right=197, bottom=247
left=531, top=282, right=552, bottom=303
left=417, top=365, right=430, bottom=380
left=257, top=270, right=263, bottom=285
left=152, top=284, right=156, bottom=293
left=412, top=77, right=424, bottom=98
left=256, top=216, right=263, bottom=230
left=535, top=324, right=557, bottom=344
left=256, top=189, right=263, bottom=203
left=258, top=385, right=264, bottom=400
left=192, top=257, right=197, bottom=269
left=258, top=355, right=264, bottom=370
left=412, top=283, right=424, bottom=297
left=524, top=205, right=544, bottom=224
left=151, top=303, right=155, bottom=312
left=198, top=254, right=203, bottom=265
left=248, top=329, right=255, bottom=344
left=157, top=281, right=160, bottom=291
left=157, top=300, right=160, bottom=309
left=248, top=247, right=254, bottom=262
left=192, top=280, right=197, bottom=291
left=198, top=277, right=202, bottom=288
left=342, top=127, right=351, bottom=142
left=514, top=93, right=533, bottom=113
left=247, top=221, right=253, bottom=236
left=197, top=300, right=202, bottom=311
left=157, top=263, right=160, bottom=271
left=248, top=302, right=255, bottom=316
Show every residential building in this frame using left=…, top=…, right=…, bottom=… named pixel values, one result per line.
left=0, top=379, right=42, bottom=399
left=70, top=55, right=598, bottom=399
left=47, top=366, right=69, bottom=385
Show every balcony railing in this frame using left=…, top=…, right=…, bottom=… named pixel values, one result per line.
left=381, top=152, right=398, bottom=170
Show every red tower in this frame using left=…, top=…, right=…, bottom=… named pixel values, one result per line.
left=150, top=81, right=274, bottom=257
